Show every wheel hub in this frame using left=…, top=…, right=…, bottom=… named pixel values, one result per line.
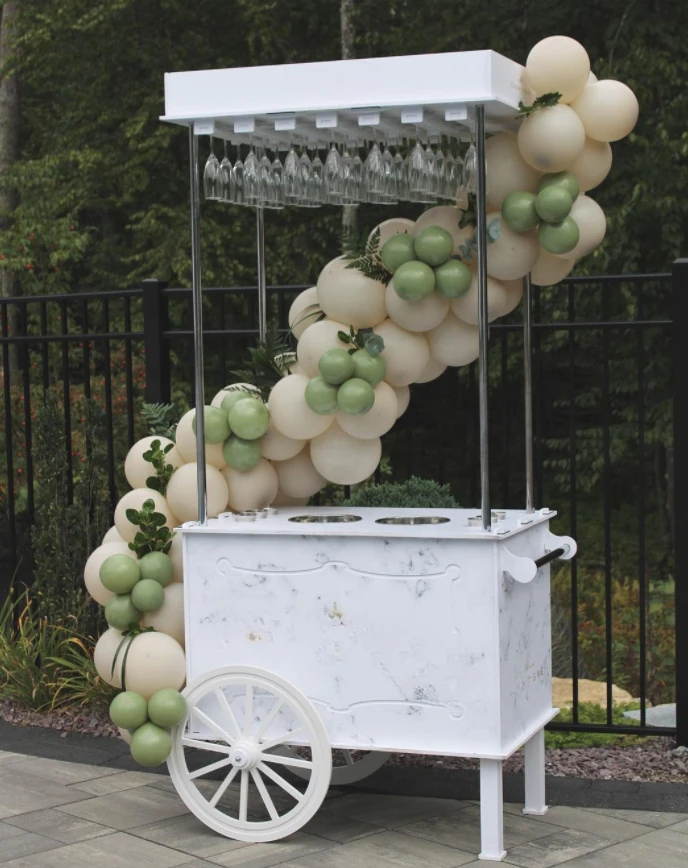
left=230, top=740, right=260, bottom=770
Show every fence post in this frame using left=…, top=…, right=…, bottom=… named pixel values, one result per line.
left=142, top=279, right=170, bottom=404
left=673, top=258, right=688, bottom=746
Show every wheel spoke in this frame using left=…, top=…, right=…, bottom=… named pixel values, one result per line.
left=257, top=761, right=305, bottom=802
left=243, top=684, right=254, bottom=735
left=260, top=752, right=313, bottom=770
left=251, top=769, right=279, bottom=821
left=239, top=769, right=249, bottom=823
left=192, top=707, right=236, bottom=747
left=209, top=766, right=239, bottom=808
left=181, top=737, right=232, bottom=755
left=343, top=751, right=355, bottom=766
left=189, top=755, right=236, bottom=780
left=253, top=699, right=283, bottom=742
left=215, top=689, right=241, bottom=740
left=259, top=726, right=306, bottom=752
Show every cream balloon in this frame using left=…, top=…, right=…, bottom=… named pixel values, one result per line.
left=385, top=281, right=449, bottom=332
left=517, top=105, right=586, bottom=172
left=114, top=489, right=177, bottom=543
left=571, top=79, right=639, bottom=142
left=485, top=132, right=542, bottom=208
left=568, top=137, right=612, bottom=192
left=336, top=381, right=398, bottom=439
left=211, top=383, right=260, bottom=409
left=557, top=194, right=606, bottom=260
left=124, top=436, right=183, bottom=490
left=310, top=423, right=382, bottom=485
left=94, top=628, right=125, bottom=688
left=142, top=583, right=185, bottom=647
left=525, top=36, right=590, bottom=104
left=273, top=352, right=300, bottom=376
left=102, top=526, right=124, bottom=544
left=166, top=463, right=228, bottom=522
left=175, top=409, right=226, bottom=469
left=316, top=256, right=387, bottom=328
left=222, top=458, right=279, bottom=512
left=288, top=286, right=320, bottom=339
left=84, top=542, right=137, bottom=606
left=168, top=532, right=183, bottom=583
left=484, top=216, right=539, bottom=280
left=412, top=206, right=472, bottom=256
left=450, top=273, right=508, bottom=326
left=501, top=279, right=525, bottom=316
left=415, top=355, right=447, bottom=384
left=373, top=320, right=430, bottom=387
left=273, top=447, right=326, bottom=498
left=531, top=249, right=576, bottom=286
left=394, top=385, right=410, bottom=418
left=369, top=218, right=415, bottom=247
left=296, top=318, right=350, bottom=378
left=267, top=373, right=334, bottom=440
left=428, top=313, right=480, bottom=368
left=587, top=71, right=598, bottom=85
left=271, top=490, right=309, bottom=507
left=124, top=632, right=186, bottom=700
left=118, top=728, right=133, bottom=745
left=259, top=417, right=306, bottom=461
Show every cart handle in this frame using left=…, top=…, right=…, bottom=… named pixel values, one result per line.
left=502, top=532, right=577, bottom=584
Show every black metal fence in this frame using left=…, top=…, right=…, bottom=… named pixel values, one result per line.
left=1, top=260, right=686, bottom=744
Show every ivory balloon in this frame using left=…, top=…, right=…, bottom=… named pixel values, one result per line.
left=166, top=463, right=228, bottom=522
left=222, top=458, right=279, bottom=512
left=168, top=532, right=183, bottom=583
left=259, top=417, right=306, bottom=461
left=124, top=632, right=186, bottom=700
left=114, top=489, right=176, bottom=543
left=271, top=490, right=309, bottom=507
left=118, top=728, right=133, bottom=745
left=373, top=320, right=430, bottom=387
left=316, top=257, right=387, bottom=328
left=94, top=628, right=125, bottom=688
left=484, top=216, right=539, bottom=280
left=267, top=373, right=334, bottom=440
left=124, top=436, right=183, bottom=490
left=385, top=281, right=449, bottom=332
left=102, top=526, right=124, bottom=544
left=310, top=423, right=382, bottom=485
left=296, top=319, right=350, bottom=378
left=413, top=206, right=472, bottom=256
left=450, top=274, right=508, bottom=326
left=211, top=383, right=260, bottom=409
left=273, top=447, right=326, bottom=498
left=587, top=71, right=598, bottom=85
left=288, top=286, right=320, bottom=339
left=517, top=105, right=586, bottom=172
left=415, top=356, right=447, bottom=383
left=84, top=542, right=137, bottom=606
left=175, top=409, right=226, bottom=469
left=568, top=137, right=612, bottom=192
left=369, top=218, right=415, bottom=247
left=336, top=381, right=398, bottom=439
left=428, top=313, right=480, bottom=367
left=394, top=385, right=410, bottom=418
left=501, top=279, right=525, bottom=315
left=558, top=195, right=606, bottom=260
left=142, top=583, right=185, bottom=647
left=571, top=79, right=639, bottom=142
left=525, top=36, right=590, bottom=104
left=485, top=132, right=542, bottom=209
left=531, top=249, right=576, bottom=286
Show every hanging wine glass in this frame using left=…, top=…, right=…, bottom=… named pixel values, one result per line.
left=364, top=137, right=385, bottom=202
left=445, top=139, right=463, bottom=204
left=325, top=140, right=343, bottom=204
left=309, top=144, right=326, bottom=205
left=393, top=143, right=409, bottom=202
left=381, top=136, right=397, bottom=204
left=463, top=125, right=477, bottom=194
left=340, top=141, right=358, bottom=206
left=422, top=138, right=439, bottom=202
left=203, top=136, right=221, bottom=200
left=283, top=140, right=301, bottom=205
left=433, top=136, right=445, bottom=199
left=218, top=139, right=233, bottom=202
left=352, top=144, right=365, bottom=203
left=271, top=146, right=285, bottom=209
left=231, top=145, right=245, bottom=205
left=258, top=144, right=276, bottom=208
left=408, top=134, right=428, bottom=199
left=243, top=139, right=260, bottom=205
left=298, top=144, right=316, bottom=207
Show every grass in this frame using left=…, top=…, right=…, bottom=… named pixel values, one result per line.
left=546, top=702, right=648, bottom=749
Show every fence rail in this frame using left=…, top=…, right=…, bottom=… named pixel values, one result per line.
left=1, top=261, right=685, bottom=744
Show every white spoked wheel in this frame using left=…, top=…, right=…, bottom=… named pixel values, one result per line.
left=168, top=666, right=332, bottom=842
left=282, top=747, right=390, bottom=786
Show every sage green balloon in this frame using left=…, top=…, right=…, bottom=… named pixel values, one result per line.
left=337, top=378, right=375, bottom=415
left=501, top=191, right=539, bottom=232
left=109, top=690, right=148, bottom=730
left=138, top=551, right=174, bottom=587
left=105, top=594, right=142, bottom=630
left=538, top=217, right=580, bottom=255
left=413, top=226, right=454, bottom=266
left=222, top=435, right=261, bottom=471
left=305, top=376, right=339, bottom=415
left=434, top=259, right=472, bottom=298
left=192, top=405, right=230, bottom=444
left=380, top=233, right=415, bottom=273
left=100, top=555, right=141, bottom=595
left=538, top=170, right=580, bottom=202
left=147, top=688, right=188, bottom=728
left=130, top=578, right=165, bottom=613
left=130, top=722, right=172, bottom=767
left=318, top=348, right=355, bottom=385
left=228, top=396, right=270, bottom=440
left=535, top=186, right=573, bottom=223
left=393, top=260, right=436, bottom=301
left=351, top=349, right=386, bottom=385
left=220, top=388, right=254, bottom=415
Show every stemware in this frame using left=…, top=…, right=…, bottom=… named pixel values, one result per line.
left=363, top=139, right=385, bottom=202
left=283, top=142, right=301, bottom=204
left=393, top=144, right=409, bottom=201
left=271, top=148, right=285, bottom=208
left=324, top=142, right=343, bottom=204
left=351, top=146, right=364, bottom=203
left=243, top=141, right=260, bottom=205
left=463, top=127, right=477, bottom=194
left=309, top=145, right=326, bottom=205
left=219, top=140, right=233, bottom=202
left=407, top=138, right=428, bottom=200
left=381, top=139, right=397, bottom=203
left=231, top=145, right=245, bottom=205
left=298, top=145, right=317, bottom=207
left=203, top=137, right=221, bottom=200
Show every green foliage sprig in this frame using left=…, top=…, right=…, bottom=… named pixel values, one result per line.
left=343, top=226, right=391, bottom=283
left=143, top=439, right=176, bottom=495
left=336, top=324, right=385, bottom=357
left=518, top=91, right=562, bottom=117
left=141, top=403, right=178, bottom=439
left=229, top=331, right=295, bottom=401
left=458, top=217, right=501, bottom=261
left=126, top=499, right=174, bottom=558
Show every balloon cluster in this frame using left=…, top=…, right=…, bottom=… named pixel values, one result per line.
left=110, top=687, right=187, bottom=767
left=382, top=226, right=472, bottom=301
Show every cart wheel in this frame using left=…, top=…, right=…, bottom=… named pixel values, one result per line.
left=167, top=666, right=332, bottom=842
left=279, top=747, right=390, bottom=786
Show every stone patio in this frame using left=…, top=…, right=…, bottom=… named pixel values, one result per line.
left=0, top=749, right=687, bottom=867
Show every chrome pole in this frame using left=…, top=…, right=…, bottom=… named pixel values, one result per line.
left=256, top=206, right=267, bottom=342
left=189, top=125, right=207, bottom=526
left=523, top=273, right=535, bottom=514
left=475, top=105, right=491, bottom=532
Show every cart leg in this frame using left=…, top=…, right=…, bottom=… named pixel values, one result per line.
left=523, top=727, right=548, bottom=816
left=479, top=759, right=506, bottom=861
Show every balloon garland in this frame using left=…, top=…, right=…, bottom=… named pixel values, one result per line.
left=82, top=35, right=637, bottom=767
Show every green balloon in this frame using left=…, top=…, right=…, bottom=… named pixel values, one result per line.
left=538, top=171, right=580, bottom=202
left=535, top=186, right=573, bottom=223
left=501, top=192, right=539, bottom=232
left=105, top=594, right=142, bottom=630
left=147, top=688, right=188, bottom=728
left=138, top=551, right=174, bottom=587
left=337, top=378, right=375, bottom=415
left=380, top=233, right=416, bottom=273
left=539, top=217, right=580, bottom=255
left=130, top=578, right=165, bottom=613
left=100, top=555, right=140, bottom=595
left=192, top=406, right=231, bottom=444
left=130, top=722, right=172, bottom=767
left=228, top=396, right=270, bottom=440
left=305, top=376, right=339, bottom=415
left=318, top=348, right=355, bottom=385
left=222, top=434, right=261, bottom=471
left=109, top=691, right=148, bottom=730
left=434, top=259, right=472, bottom=298
left=393, top=260, right=436, bottom=301
left=220, top=388, right=255, bottom=415
left=413, top=226, right=454, bottom=266
left=351, top=349, right=386, bottom=385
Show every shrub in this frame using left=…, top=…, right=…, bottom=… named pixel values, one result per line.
left=546, top=702, right=645, bottom=749
left=344, top=476, right=459, bottom=509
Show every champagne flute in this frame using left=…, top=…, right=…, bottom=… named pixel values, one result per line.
left=231, top=144, right=245, bottom=205
left=203, top=136, right=221, bottom=200
left=284, top=140, right=301, bottom=205
left=325, top=140, right=343, bottom=204
left=271, top=146, right=285, bottom=209
left=219, top=139, right=233, bottom=202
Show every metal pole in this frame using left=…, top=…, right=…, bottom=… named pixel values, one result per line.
left=189, top=125, right=207, bottom=526
left=474, top=105, right=491, bottom=532
left=524, top=273, right=534, bottom=513
left=256, top=206, right=267, bottom=342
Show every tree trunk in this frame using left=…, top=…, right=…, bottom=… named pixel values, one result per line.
left=340, top=0, right=358, bottom=241
left=0, top=1, right=20, bottom=301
